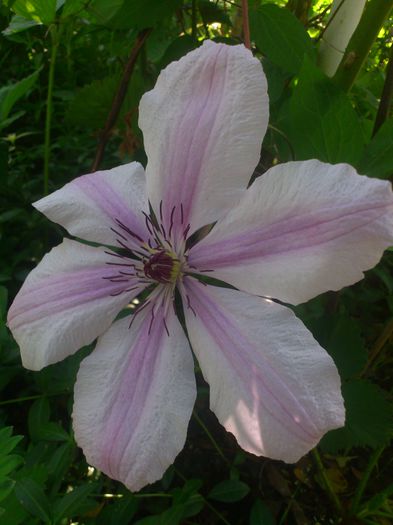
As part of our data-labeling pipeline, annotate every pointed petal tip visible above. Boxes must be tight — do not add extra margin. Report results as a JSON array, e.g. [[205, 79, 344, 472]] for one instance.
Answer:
[[182, 278, 345, 465], [72, 309, 196, 492]]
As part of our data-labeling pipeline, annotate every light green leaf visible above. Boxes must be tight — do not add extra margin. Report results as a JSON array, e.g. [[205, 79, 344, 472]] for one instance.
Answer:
[[2, 15, 39, 36], [11, 0, 57, 24], [249, 3, 315, 74]]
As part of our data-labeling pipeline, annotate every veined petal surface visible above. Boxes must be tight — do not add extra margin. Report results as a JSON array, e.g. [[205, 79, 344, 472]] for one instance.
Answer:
[[34, 162, 149, 249], [73, 304, 196, 491], [139, 40, 268, 238], [7, 240, 140, 370], [189, 160, 393, 304], [182, 278, 344, 462]]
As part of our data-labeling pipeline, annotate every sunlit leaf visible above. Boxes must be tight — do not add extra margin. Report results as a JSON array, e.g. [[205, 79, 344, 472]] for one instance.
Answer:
[[286, 58, 365, 163], [249, 3, 315, 74]]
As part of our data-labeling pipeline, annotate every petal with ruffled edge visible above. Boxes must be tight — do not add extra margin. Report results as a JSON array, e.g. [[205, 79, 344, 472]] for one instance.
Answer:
[[139, 40, 268, 239], [73, 303, 196, 492], [182, 278, 344, 462], [34, 162, 149, 249], [189, 160, 393, 305], [7, 239, 142, 370]]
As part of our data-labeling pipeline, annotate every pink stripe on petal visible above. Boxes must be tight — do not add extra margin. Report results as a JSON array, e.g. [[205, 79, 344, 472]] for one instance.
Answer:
[[73, 304, 196, 491], [8, 267, 135, 328], [189, 160, 393, 304], [7, 240, 139, 370], [191, 201, 392, 267], [74, 175, 147, 244], [34, 162, 148, 248], [183, 278, 344, 462], [140, 41, 268, 240]]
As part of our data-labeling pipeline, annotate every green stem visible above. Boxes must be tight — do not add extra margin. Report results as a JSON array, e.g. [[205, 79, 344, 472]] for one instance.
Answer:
[[43, 25, 60, 196], [351, 446, 385, 514], [333, 0, 393, 92], [134, 493, 173, 499], [312, 448, 343, 514], [0, 393, 60, 406], [192, 410, 230, 466], [373, 44, 393, 136]]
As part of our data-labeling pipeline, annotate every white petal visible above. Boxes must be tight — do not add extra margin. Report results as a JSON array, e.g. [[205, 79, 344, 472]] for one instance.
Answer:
[[34, 162, 149, 249], [182, 278, 344, 462], [7, 239, 140, 370], [73, 304, 196, 491], [139, 40, 268, 238], [189, 160, 393, 304]]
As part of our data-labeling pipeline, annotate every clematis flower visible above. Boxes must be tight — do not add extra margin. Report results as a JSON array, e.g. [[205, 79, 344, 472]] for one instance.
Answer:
[[8, 41, 393, 491]]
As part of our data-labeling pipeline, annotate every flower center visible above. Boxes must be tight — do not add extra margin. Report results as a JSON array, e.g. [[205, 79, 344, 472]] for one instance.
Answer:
[[143, 249, 181, 284]]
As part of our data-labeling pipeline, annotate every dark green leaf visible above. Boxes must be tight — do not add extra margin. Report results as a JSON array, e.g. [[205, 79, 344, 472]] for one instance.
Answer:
[[14, 478, 52, 524], [250, 3, 315, 74], [159, 505, 185, 525], [198, 0, 231, 26], [47, 442, 74, 480], [67, 72, 145, 130], [0, 70, 40, 124], [0, 455, 24, 478], [287, 58, 364, 163], [321, 380, 393, 453], [106, 0, 182, 30], [108, 495, 138, 525], [28, 397, 50, 441], [0, 478, 15, 503], [362, 483, 393, 513], [304, 313, 367, 380], [36, 423, 70, 442], [53, 483, 97, 522], [159, 35, 197, 69], [208, 479, 250, 502], [85, 0, 124, 25], [249, 499, 276, 525], [358, 119, 393, 180], [0, 143, 8, 182]]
